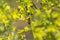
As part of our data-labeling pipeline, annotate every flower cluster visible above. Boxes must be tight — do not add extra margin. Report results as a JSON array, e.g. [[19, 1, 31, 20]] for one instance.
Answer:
[[0, 0, 60, 40]]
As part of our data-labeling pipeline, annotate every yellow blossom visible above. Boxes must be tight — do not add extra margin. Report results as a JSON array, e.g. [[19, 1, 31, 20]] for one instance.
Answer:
[[11, 26, 16, 31], [24, 26, 30, 32], [31, 20, 41, 27], [47, 25, 57, 32], [49, 2, 54, 6], [12, 13, 18, 19], [5, 5, 10, 10], [12, 10, 19, 19], [42, 0, 46, 4], [35, 9, 41, 16], [20, 14, 25, 20], [52, 12, 59, 18], [55, 18, 60, 26], [43, 6, 51, 17], [0, 38, 2, 40], [34, 28, 46, 39], [17, 29, 24, 34], [24, 0, 31, 2], [8, 34, 12, 40], [3, 19, 9, 24], [18, 5, 24, 11], [27, 2, 33, 8]]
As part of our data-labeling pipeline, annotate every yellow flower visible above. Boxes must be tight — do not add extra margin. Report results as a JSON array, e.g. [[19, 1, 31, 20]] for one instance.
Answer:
[[35, 9, 41, 16], [24, 26, 30, 32], [5, 5, 10, 10], [47, 25, 57, 32], [0, 14, 9, 25], [46, 9, 51, 14], [43, 6, 51, 17], [11, 26, 16, 31], [3, 19, 9, 24], [12, 13, 18, 19], [49, 2, 54, 6], [20, 14, 25, 20], [24, 0, 28, 2], [31, 20, 41, 28], [42, 0, 46, 4], [0, 38, 2, 40], [1, 14, 7, 20], [52, 12, 59, 18], [17, 29, 24, 34], [24, 0, 31, 2], [55, 18, 60, 26], [27, 9, 30, 13], [36, 9, 41, 13], [18, 5, 24, 11], [8, 34, 12, 40], [27, 2, 33, 8], [12, 10, 19, 19], [34, 28, 46, 39], [34, 33, 43, 39]]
